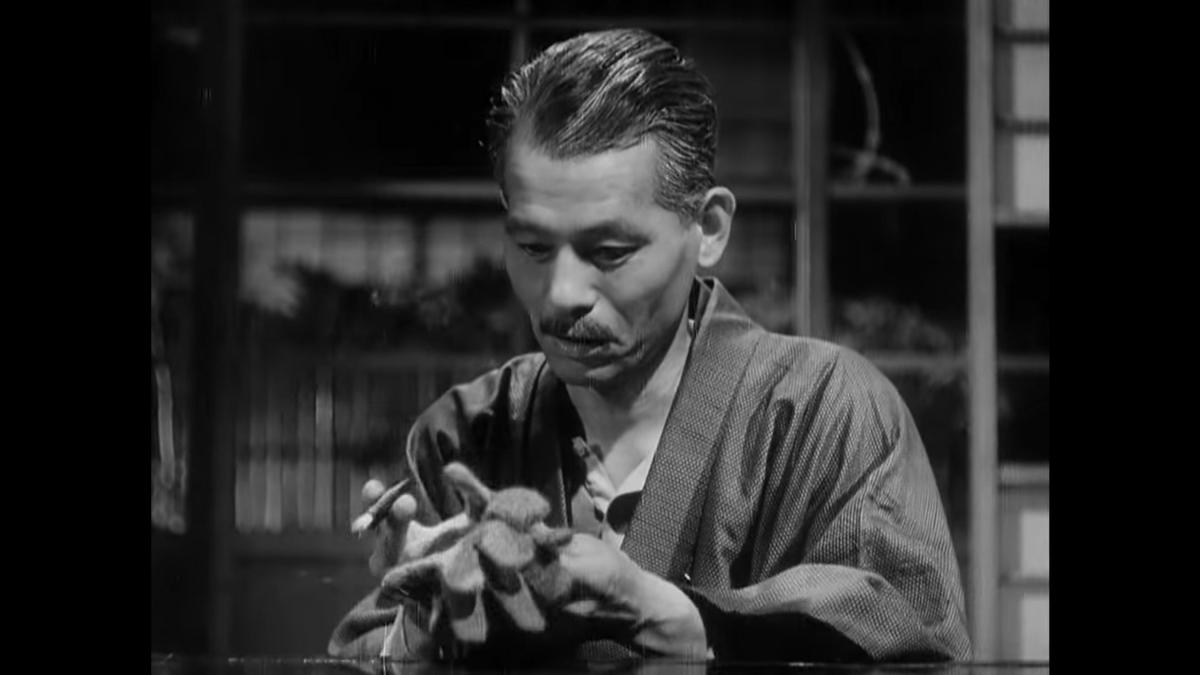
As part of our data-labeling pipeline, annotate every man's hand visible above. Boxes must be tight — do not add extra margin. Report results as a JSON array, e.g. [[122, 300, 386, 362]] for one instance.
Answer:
[[554, 533, 709, 660], [356, 464, 708, 660], [356, 464, 576, 655]]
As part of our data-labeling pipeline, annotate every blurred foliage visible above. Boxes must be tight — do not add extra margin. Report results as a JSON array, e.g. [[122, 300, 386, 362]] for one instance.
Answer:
[[246, 256, 526, 355]]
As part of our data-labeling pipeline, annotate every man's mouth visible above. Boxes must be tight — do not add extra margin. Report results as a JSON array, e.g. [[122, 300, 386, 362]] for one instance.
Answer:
[[542, 333, 610, 358]]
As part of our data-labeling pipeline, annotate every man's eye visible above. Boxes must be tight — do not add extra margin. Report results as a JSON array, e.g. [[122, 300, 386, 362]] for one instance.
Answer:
[[518, 243, 552, 259], [592, 246, 636, 266]]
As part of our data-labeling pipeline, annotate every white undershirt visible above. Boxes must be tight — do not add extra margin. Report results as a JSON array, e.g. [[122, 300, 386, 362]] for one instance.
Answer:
[[569, 437, 655, 549]]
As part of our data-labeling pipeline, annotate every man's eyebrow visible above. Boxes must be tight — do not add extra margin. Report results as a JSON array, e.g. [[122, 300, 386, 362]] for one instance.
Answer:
[[504, 217, 648, 243], [503, 218, 547, 235]]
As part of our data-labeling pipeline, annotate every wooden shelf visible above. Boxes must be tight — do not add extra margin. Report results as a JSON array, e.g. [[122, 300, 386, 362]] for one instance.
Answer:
[[232, 532, 370, 561], [995, 209, 1049, 229], [863, 351, 962, 373], [829, 15, 964, 31], [253, 348, 503, 374], [244, 11, 511, 30], [864, 351, 1048, 374], [152, 11, 792, 34], [996, 27, 1050, 44], [528, 16, 788, 34], [1000, 463, 1049, 487], [997, 115, 1049, 135], [728, 183, 794, 206], [998, 355, 1049, 373], [152, 179, 502, 204], [999, 573, 1049, 592], [153, 179, 800, 207]]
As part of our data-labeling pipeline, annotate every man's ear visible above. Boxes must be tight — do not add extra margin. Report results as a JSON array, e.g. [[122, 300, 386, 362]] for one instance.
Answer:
[[695, 187, 735, 268]]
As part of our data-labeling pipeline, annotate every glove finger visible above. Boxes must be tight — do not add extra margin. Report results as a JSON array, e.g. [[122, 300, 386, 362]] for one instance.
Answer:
[[402, 511, 473, 560], [488, 571, 546, 633], [380, 554, 444, 599], [442, 463, 493, 518], [522, 556, 574, 606], [443, 581, 488, 645], [529, 522, 574, 551], [476, 520, 535, 572], [442, 533, 486, 596], [483, 488, 551, 531]]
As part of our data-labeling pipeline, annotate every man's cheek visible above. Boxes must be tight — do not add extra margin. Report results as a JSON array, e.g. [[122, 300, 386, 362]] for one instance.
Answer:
[[506, 266, 540, 314]]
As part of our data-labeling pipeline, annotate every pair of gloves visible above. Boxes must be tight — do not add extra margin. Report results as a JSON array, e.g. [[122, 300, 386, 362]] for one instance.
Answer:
[[360, 462, 708, 661]]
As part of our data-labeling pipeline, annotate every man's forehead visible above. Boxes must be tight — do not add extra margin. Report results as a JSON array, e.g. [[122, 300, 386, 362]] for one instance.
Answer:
[[504, 139, 661, 208]]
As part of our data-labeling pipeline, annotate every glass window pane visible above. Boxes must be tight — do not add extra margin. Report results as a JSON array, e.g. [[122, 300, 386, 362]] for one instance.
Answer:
[[998, 372, 1050, 463], [530, 0, 686, 17], [996, 133, 1049, 214], [1019, 593, 1051, 660], [686, 32, 793, 188], [1001, 0, 1050, 30], [150, 23, 202, 182], [829, 24, 966, 184], [528, 27, 687, 57], [246, 0, 511, 12], [1012, 46, 1050, 119], [235, 205, 524, 537], [832, 0, 963, 24], [708, 207, 795, 334], [689, 33, 790, 122], [997, 229, 1050, 354], [717, 120, 792, 186], [529, 0, 787, 19], [829, 203, 968, 353], [1014, 135, 1050, 213], [151, 0, 197, 12]]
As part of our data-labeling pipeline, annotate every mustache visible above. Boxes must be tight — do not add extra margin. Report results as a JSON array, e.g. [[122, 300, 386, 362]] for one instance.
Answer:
[[538, 317, 615, 344]]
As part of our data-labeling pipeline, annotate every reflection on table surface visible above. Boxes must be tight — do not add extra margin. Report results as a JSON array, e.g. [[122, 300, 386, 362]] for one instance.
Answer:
[[150, 655, 1050, 675]]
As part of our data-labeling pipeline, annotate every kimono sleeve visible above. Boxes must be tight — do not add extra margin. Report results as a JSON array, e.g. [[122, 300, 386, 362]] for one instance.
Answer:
[[679, 365, 972, 663]]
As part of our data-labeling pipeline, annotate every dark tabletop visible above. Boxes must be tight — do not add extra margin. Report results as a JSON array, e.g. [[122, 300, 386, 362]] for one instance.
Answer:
[[151, 655, 1050, 675]]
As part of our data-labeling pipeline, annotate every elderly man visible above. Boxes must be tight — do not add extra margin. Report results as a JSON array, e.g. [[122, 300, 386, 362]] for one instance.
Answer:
[[328, 28, 971, 665]]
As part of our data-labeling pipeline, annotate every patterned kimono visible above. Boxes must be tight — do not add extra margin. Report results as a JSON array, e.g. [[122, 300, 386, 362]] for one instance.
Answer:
[[329, 277, 972, 663]]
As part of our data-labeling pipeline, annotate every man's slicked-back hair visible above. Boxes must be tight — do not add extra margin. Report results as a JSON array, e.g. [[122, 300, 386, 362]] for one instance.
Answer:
[[487, 28, 718, 220]]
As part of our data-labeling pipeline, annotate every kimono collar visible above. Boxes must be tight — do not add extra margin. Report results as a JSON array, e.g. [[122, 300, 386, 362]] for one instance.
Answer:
[[620, 277, 765, 581], [529, 277, 766, 580]]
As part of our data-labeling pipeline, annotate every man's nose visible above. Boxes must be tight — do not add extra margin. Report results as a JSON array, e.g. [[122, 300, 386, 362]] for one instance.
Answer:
[[546, 248, 597, 321]]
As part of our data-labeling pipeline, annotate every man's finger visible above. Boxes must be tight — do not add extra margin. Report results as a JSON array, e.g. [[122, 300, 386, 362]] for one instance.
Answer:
[[352, 479, 413, 535], [389, 493, 418, 522], [362, 479, 387, 506], [560, 598, 640, 624]]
